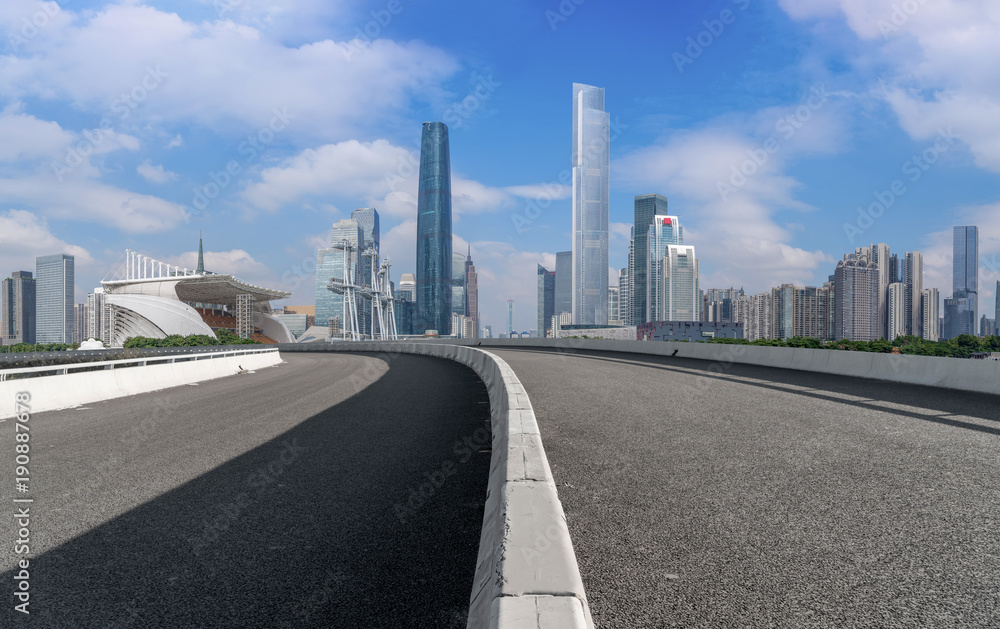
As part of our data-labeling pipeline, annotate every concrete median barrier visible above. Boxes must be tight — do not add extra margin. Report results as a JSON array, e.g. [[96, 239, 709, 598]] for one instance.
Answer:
[[277, 342, 593, 629]]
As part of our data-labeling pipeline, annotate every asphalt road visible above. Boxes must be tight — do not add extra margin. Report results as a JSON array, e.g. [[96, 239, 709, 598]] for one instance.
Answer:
[[492, 348, 1000, 628], [0, 352, 491, 628]]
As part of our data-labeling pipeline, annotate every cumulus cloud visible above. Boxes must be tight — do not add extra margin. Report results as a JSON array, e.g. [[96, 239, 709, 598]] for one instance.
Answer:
[[0, 3, 459, 141], [0, 210, 95, 285], [137, 160, 177, 183]]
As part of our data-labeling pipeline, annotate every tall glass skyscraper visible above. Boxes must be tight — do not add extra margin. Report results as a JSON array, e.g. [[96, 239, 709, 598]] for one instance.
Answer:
[[633, 194, 668, 326], [315, 219, 362, 334], [352, 207, 379, 335], [537, 264, 556, 338], [904, 251, 923, 338], [952, 225, 978, 331], [647, 215, 684, 322], [35, 254, 74, 344], [554, 251, 572, 319], [452, 251, 467, 317], [2, 271, 36, 345], [416, 121, 452, 334], [656, 245, 699, 321], [572, 83, 610, 325]]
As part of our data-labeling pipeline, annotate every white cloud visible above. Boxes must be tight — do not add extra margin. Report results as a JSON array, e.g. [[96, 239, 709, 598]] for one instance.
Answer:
[[159, 248, 277, 285], [137, 160, 177, 183], [165, 134, 184, 149], [0, 4, 460, 141], [0, 210, 95, 286]]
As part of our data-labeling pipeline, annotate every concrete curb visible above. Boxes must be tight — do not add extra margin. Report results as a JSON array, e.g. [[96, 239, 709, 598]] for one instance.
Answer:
[[277, 342, 594, 629], [0, 349, 282, 420]]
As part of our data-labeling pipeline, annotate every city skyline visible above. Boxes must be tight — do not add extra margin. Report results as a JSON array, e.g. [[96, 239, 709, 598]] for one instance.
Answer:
[[1, 2, 1000, 333]]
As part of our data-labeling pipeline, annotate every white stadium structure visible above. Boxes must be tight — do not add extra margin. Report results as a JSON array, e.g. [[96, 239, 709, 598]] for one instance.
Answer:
[[99, 248, 294, 347]]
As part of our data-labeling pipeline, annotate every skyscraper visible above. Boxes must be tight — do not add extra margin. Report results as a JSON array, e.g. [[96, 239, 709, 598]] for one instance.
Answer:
[[554, 251, 572, 320], [647, 215, 684, 322], [571, 83, 610, 325], [834, 251, 879, 341], [922, 288, 939, 341], [995, 281, 1000, 334], [352, 207, 380, 335], [871, 242, 890, 339], [537, 264, 556, 338], [887, 282, 906, 341], [952, 225, 978, 333], [465, 249, 478, 339], [416, 122, 453, 334], [904, 251, 923, 337], [315, 219, 363, 335], [506, 299, 514, 337], [618, 266, 631, 326], [2, 271, 36, 346], [35, 254, 74, 344], [399, 273, 416, 302], [655, 245, 699, 321], [633, 194, 668, 326], [452, 251, 467, 317]]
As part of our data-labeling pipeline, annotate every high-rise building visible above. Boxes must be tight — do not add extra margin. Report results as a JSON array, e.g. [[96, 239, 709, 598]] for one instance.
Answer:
[[74, 303, 86, 344], [887, 282, 907, 341], [871, 243, 890, 339], [537, 264, 556, 338], [632, 194, 668, 325], [2, 271, 36, 346], [834, 251, 880, 341], [316, 219, 363, 335], [922, 288, 939, 341], [393, 290, 415, 336], [465, 249, 478, 339], [979, 314, 995, 337], [904, 251, 923, 337], [746, 292, 772, 341], [416, 121, 453, 334], [618, 266, 631, 326], [647, 215, 684, 322], [571, 83, 610, 325], [35, 254, 74, 344], [87, 289, 109, 344], [653, 245, 699, 321], [888, 253, 901, 283], [506, 299, 515, 337], [952, 225, 978, 333], [943, 296, 975, 339], [399, 273, 416, 302], [452, 251, 467, 318], [554, 251, 572, 320], [352, 207, 380, 335], [608, 286, 621, 324]]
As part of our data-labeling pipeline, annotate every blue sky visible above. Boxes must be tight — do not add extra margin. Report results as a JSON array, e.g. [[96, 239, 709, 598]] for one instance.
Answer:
[[1, 0, 999, 332]]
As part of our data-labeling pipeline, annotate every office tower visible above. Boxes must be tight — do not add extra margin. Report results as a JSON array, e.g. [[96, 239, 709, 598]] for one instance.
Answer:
[[393, 290, 415, 335], [316, 219, 363, 334], [887, 282, 907, 341], [653, 245, 699, 321], [980, 314, 995, 337], [452, 251, 467, 317], [952, 225, 978, 333], [647, 215, 684, 322], [537, 264, 556, 338], [465, 249, 478, 339], [922, 288, 939, 341], [35, 254, 74, 344], [618, 267, 631, 326], [871, 243, 890, 339], [352, 207, 380, 335], [2, 271, 36, 345], [571, 83, 610, 325], [888, 253, 901, 284], [506, 299, 514, 337], [904, 251, 923, 337], [416, 121, 453, 334], [834, 251, 880, 341], [632, 194, 668, 325], [554, 251, 572, 320], [608, 286, 621, 324], [74, 303, 86, 344], [399, 273, 416, 302], [770, 284, 796, 340]]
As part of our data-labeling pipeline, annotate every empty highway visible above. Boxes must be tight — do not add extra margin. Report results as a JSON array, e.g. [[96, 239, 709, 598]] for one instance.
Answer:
[[1, 353, 490, 628], [491, 347, 1000, 628]]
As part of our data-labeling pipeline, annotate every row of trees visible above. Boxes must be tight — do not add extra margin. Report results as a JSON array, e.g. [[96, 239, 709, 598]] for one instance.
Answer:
[[0, 342, 78, 353], [704, 334, 995, 358], [123, 330, 261, 348]]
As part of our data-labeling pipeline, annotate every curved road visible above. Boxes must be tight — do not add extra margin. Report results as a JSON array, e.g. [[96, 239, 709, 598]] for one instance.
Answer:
[[1, 353, 491, 628], [492, 347, 1000, 628]]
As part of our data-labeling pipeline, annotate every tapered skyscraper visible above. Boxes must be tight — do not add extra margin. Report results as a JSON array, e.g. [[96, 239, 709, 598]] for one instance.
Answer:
[[572, 83, 610, 325], [416, 122, 453, 334]]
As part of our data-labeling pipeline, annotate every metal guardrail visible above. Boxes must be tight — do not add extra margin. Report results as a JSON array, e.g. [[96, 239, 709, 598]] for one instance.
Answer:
[[0, 347, 279, 381], [0, 345, 271, 371]]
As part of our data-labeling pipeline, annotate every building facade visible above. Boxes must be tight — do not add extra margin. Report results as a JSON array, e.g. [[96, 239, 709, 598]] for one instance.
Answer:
[[834, 252, 880, 341], [537, 264, 556, 338], [646, 215, 684, 321], [654, 245, 699, 321], [638, 320, 743, 341], [632, 193, 668, 326], [35, 254, 74, 344], [465, 252, 478, 339], [904, 251, 923, 338], [316, 219, 363, 334], [416, 121, 453, 334], [1, 271, 36, 346], [921, 288, 939, 342], [887, 282, 907, 341], [571, 83, 610, 325]]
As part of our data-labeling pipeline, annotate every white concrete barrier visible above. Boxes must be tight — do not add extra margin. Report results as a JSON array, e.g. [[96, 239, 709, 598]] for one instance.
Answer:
[[0, 349, 282, 420], [278, 342, 593, 629]]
